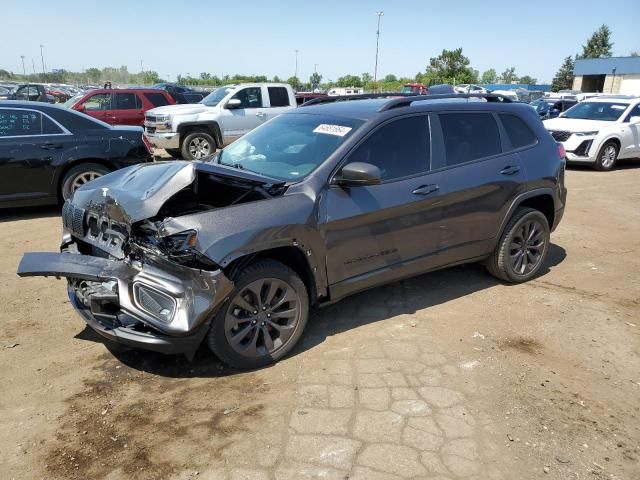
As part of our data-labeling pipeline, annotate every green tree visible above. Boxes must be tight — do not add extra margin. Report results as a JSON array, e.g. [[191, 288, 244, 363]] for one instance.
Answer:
[[629, 50, 639, 57], [519, 75, 537, 85], [143, 71, 160, 84], [551, 56, 575, 92], [287, 76, 301, 90], [426, 48, 475, 84], [200, 72, 211, 80], [309, 72, 322, 88], [336, 75, 363, 87], [581, 24, 613, 58], [85, 67, 101, 82], [384, 74, 397, 82], [501, 67, 518, 84], [272, 75, 282, 82], [361, 72, 372, 84], [480, 68, 497, 83]]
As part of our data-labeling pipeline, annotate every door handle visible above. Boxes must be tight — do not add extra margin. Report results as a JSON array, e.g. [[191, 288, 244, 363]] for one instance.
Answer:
[[40, 143, 63, 150], [412, 184, 439, 195], [500, 165, 521, 176], [256, 112, 266, 118]]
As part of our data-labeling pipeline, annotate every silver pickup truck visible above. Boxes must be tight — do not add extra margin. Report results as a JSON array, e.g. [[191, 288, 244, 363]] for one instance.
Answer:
[[144, 83, 296, 160]]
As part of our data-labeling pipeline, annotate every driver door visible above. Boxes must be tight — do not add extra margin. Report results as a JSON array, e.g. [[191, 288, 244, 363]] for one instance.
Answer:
[[321, 114, 445, 292], [218, 87, 267, 145]]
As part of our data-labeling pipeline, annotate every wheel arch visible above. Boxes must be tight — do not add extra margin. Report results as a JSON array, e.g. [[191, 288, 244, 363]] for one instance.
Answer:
[[177, 121, 222, 148], [496, 189, 556, 244], [223, 246, 321, 306]]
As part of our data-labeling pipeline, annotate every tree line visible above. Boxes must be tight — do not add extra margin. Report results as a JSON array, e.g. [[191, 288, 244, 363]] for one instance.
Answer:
[[0, 25, 623, 93]]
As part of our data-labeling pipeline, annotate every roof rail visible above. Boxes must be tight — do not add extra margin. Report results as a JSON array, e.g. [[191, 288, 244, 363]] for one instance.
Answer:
[[300, 92, 415, 107], [377, 93, 513, 112]]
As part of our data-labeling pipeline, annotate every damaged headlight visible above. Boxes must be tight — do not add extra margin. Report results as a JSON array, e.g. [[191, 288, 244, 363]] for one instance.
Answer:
[[133, 283, 176, 323], [160, 230, 219, 270]]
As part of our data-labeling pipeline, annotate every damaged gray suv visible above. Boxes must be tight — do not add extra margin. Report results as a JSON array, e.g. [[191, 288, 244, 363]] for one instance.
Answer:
[[18, 94, 567, 369]]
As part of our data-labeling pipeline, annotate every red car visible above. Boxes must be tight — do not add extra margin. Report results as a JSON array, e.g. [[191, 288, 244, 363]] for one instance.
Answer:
[[67, 89, 175, 126]]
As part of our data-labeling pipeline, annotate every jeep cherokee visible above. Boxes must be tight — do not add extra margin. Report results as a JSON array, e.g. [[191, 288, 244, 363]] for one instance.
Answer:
[[18, 93, 567, 369]]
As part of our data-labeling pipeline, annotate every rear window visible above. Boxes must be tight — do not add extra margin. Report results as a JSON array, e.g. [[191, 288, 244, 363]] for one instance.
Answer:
[[268, 87, 291, 107], [499, 113, 537, 149], [439, 113, 502, 166], [144, 92, 171, 107]]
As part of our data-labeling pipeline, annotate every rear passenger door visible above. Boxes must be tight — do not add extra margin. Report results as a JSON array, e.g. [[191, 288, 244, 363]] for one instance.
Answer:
[[265, 86, 293, 121], [433, 111, 527, 265], [80, 93, 113, 123], [219, 87, 266, 143], [111, 92, 144, 125], [323, 114, 446, 287]]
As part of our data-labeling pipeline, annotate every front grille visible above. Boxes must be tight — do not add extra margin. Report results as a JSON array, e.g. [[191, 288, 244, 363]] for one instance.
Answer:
[[145, 126, 156, 134], [549, 130, 572, 142], [62, 201, 86, 237], [145, 115, 166, 123]]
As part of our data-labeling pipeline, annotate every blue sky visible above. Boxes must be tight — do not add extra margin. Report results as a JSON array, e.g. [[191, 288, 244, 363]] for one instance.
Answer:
[[1, 0, 638, 83]]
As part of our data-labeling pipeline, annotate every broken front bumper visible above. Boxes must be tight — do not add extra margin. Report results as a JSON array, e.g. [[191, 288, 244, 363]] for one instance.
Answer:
[[17, 251, 233, 355]]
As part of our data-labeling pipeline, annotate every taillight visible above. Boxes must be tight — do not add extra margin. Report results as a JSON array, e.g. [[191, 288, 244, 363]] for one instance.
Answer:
[[142, 135, 154, 156], [557, 142, 566, 159]]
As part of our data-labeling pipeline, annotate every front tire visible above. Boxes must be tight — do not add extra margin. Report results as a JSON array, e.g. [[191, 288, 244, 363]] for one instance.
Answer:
[[61, 163, 110, 201], [208, 260, 309, 369], [594, 141, 618, 171], [486, 207, 550, 283], [181, 130, 216, 160]]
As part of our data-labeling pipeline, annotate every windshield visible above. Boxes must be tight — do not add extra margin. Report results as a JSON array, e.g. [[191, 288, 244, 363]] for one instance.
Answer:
[[63, 93, 84, 108], [563, 101, 628, 121], [201, 86, 234, 106], [214, 113, 363, 181], [400, 86, 414, 93], [531, 100, 552, 113]]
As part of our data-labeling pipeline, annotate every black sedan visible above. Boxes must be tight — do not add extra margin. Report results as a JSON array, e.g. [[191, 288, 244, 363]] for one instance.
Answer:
[[0, 101, 153, 208]]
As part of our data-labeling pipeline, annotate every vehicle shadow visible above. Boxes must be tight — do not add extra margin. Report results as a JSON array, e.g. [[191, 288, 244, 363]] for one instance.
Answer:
[[566, 158, 640, 171], [86, 243, 567, 378], [0, 205, 61, 222]]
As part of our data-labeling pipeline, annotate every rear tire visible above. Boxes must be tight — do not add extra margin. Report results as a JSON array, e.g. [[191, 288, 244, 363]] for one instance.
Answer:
[[593, 141, 618, 171], [181, 130, 216, 161], [207, 260, 308, 369], [486, 207, 550, 283], [61, 163, 110, 201]]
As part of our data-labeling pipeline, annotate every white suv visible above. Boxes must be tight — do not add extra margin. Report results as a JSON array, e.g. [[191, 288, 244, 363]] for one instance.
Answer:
[[543, 96, 640, 170]]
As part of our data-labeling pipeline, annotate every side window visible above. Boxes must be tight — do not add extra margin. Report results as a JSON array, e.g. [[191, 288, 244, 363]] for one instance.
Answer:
[[624, 104, 640, 122], [0, 109, 41, 137], [231, 87, 263, 108], [499, 114, 537, 150], [347, 116, 430, 181], [439, 113, 501, 167], [15, 86, 30, 100], [144, 92, 170, 107], [84, 93, 111, 111], [114, 92, 137, 110], [268, 87, 290, 107], [42, 114, 64, 135]]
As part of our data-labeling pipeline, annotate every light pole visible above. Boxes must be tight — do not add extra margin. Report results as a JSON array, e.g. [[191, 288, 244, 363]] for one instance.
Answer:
[[20, 56, 25, 76], [40, 44, 45, 74], [373, 11, 384, 85], [294, 49, 299, 80]]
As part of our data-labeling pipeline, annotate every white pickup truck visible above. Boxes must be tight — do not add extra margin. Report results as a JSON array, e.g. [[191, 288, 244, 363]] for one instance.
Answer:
[[144, 83, 296, 160]]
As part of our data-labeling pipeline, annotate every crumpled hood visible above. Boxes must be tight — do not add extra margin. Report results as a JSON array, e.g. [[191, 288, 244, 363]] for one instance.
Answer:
[[147, 104, 214, 116], [543, 118, 613, 132], [69, 160, 285, 226], [70, 161, 196, 225]]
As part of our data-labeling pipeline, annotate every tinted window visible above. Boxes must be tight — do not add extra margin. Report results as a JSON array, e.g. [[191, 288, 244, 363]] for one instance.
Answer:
[[624, 104, 640, 122], [439, 113, 501, 166], [348, 116, 430, 181], [84, 93, 111, 111], [268, 87, 290, 107], [499, 114, 537, 149], [231, 87, 263, 108], [0, 109, 41, 136], [114, 92, 137, 110], [144, 92, 170, 107], [42, 114, 64, 134]]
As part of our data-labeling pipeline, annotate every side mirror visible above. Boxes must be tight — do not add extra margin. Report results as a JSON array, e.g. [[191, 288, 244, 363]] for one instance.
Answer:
[[76, 104, 85, 112], [333, 162, 382, 186], [629, 116, 640, 125], [558, 112, 566, 118], [225, 98, 242, 109]]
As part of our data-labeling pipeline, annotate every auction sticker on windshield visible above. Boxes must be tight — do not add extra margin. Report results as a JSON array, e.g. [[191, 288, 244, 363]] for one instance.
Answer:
[[313, 124, 352, 137]]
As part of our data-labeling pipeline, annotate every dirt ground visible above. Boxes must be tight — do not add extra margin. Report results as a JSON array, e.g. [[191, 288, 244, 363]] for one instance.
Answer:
[[1, 163, 639, 480]]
